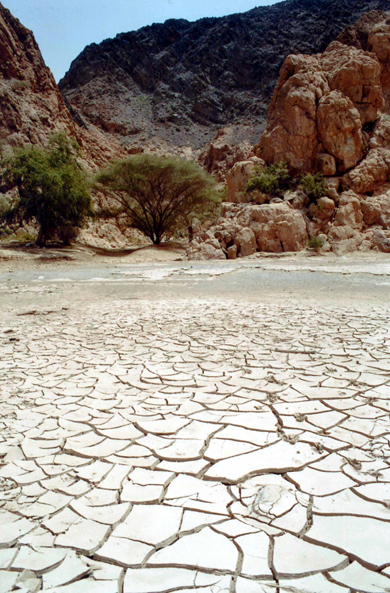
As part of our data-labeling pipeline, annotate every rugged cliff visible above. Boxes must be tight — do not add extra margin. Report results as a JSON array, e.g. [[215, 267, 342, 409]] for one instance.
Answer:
[[0, 2, 125, 170], [0, 3, 75, 148], [189, 11, 390, 259], [59, 0, 390, 156]]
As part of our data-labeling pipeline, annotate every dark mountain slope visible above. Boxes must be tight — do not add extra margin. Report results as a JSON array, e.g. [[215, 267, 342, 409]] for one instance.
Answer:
[[59, 0, 390, 153]]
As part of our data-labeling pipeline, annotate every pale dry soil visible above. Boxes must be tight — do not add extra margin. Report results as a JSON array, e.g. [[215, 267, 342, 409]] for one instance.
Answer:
[[0, 245, 390, 593]]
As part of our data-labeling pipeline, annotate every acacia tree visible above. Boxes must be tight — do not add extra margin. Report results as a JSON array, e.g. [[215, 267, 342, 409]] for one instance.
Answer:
[[97, 154, 219, 244], [1, 133, 91, 246]]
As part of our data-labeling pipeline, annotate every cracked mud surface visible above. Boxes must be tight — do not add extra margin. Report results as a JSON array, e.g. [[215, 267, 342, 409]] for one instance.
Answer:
[[0, 256, 390, 592]]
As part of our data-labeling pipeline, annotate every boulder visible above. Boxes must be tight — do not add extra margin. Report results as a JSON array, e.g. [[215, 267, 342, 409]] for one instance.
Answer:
[[317, 91, 363, 171], [370, 227, 390, 252], [324, 177, 341, 202], [333, 191, 364, 229], [198, 127, 254, 181], [256, 39, 384, 174], [234, 227, 257, 257], [237, 203, 308, 253], [361, 193, 390, 227], [187, 241, 226, 261], [227, 245, 238, 259], [316, 153, 337, 176], [226, 157, 265, 203]]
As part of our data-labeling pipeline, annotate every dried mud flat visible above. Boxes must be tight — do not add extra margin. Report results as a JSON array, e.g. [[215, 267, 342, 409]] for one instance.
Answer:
[[0, 251, 390, 592]]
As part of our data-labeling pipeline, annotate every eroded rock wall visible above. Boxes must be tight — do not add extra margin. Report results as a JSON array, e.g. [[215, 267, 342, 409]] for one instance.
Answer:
[[189, 11, 390, 259]]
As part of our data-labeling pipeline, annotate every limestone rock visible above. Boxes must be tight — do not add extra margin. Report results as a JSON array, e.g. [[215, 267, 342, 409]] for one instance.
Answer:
[[333, 191, 364, 229], [324, 178, 341, 202], [227, 245, 237, 259], [256, 38, 384, 174], [317, 91, 364, 172], [316, 153, 337, 176], [234, 228, 257, 257], [361, 193, 390, 227], [226, 158, 265, 203], [237, 204, 308, 253], [187, 241, 226, 261], [370, 227, 390, 251], [198, 127, 254, 181]]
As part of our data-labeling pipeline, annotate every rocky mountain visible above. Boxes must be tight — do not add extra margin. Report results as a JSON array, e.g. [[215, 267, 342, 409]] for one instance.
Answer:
[[0, 3, 75, 148], [0, 2, 125, 170], [189, 11, 390, 259], [59, 0, 390, 157]]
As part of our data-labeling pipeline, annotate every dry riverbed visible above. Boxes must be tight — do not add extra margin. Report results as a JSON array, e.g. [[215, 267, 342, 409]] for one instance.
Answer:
[[0, 244, 390, 592]]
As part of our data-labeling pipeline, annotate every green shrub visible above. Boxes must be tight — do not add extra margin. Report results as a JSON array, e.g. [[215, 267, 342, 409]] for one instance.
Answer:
[[245, 162, 291, 197], [0, 195, 9, 218], [299, 173, 325, 201], [308, 236, 324, 251], [1, 133, 92, 246]]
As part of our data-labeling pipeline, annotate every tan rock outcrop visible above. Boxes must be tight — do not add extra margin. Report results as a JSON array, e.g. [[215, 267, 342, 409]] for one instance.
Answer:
[[186, 240, 226, 261], [226, 157, 265, 203], [198, 127, 254, 181], [256, 39, 384, 174], [361, 192, 390, 227], [236, 204, 308, 253], [234, 227, 257, 257], [317, 91, 364, 172], [187, 203, 308, 259], [333, 191, 364, 229], [338, 11, 390, 112]]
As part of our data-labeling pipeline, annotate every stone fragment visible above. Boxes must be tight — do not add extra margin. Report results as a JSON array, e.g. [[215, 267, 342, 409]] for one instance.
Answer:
[[307, 515, 390, 566], [43, 551, 91, 589], [235, 531, 271, 576], [96, 536, 152, 566], [55, 519, 110, 554], [330, 561, 390, 592]]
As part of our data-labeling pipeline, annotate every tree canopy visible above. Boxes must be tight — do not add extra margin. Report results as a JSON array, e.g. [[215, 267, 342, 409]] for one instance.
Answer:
[[1, 133, 92, 246], [97, 154, 219, 244]]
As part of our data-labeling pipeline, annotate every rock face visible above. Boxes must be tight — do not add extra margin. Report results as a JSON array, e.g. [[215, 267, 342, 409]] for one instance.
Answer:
[[187, 202, 309, 260], [190, 11, 390, 259], [257, 41, 384, 173], [226, 157, 265, 203], [0, 3, 75, 148], [59, 0, 390, 156], [0, 2, 126, 171]]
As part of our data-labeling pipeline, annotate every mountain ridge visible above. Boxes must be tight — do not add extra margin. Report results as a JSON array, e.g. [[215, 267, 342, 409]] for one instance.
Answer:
[[59, 0, 390, 155]]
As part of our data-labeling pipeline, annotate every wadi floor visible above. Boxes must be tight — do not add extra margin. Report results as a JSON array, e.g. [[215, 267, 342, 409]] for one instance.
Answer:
[[0, 246, 390, 592]]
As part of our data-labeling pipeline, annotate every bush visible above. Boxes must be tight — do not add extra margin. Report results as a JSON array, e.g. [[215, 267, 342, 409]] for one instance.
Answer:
[[299, 173, 325, 202], [96, 154, 219, 245], [1, 133, 92, 246], [245, 162, 291, 197], [308, 236, 324, 251], [0, 195, 9, 218]]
